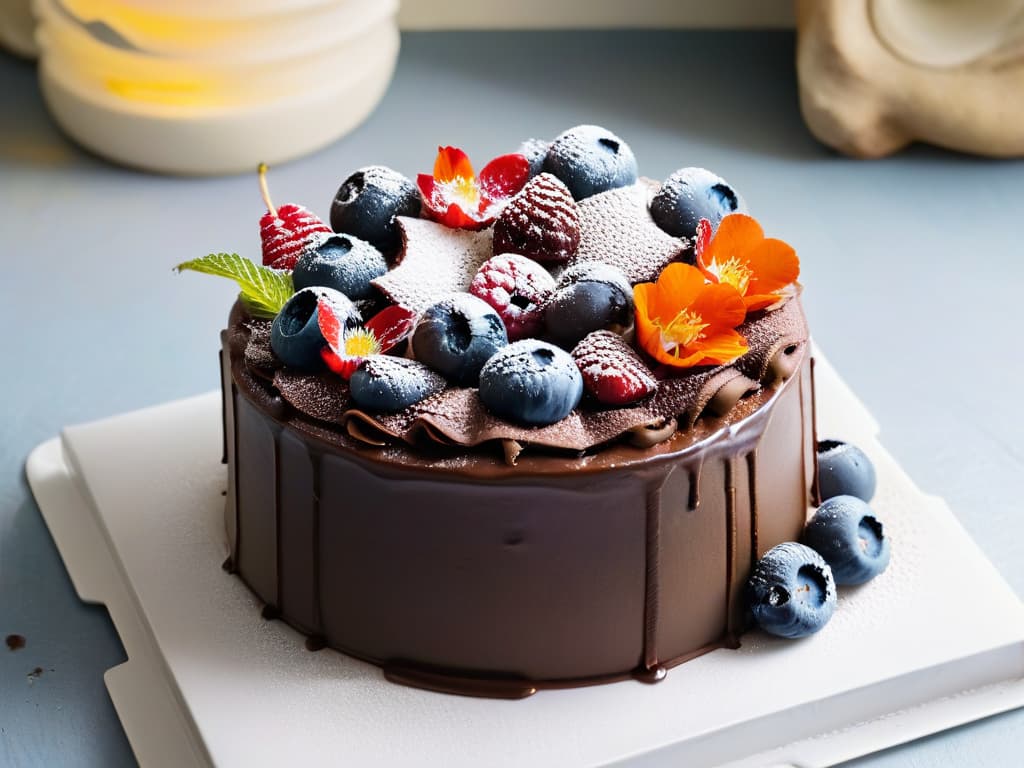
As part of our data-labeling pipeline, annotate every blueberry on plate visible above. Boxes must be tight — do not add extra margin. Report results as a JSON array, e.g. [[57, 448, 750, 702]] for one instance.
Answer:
[[817, 439, 876, 502], [271, 287, 361, 371], [349, 356, 446, 413], [747, 542, 837, 639], [803, 495, 891, 585], [544, 262, 633, 349], [330, 166, 421, 255], [543, 125, 638, 200], [292, 232, 387, 300], [650, 167, 747, 239], [412, 293, 508, 386], [479, 339, 583, 426]]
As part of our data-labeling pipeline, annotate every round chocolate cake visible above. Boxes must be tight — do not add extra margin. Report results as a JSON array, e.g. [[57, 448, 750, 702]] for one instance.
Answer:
[[200, 126, 820, 697]]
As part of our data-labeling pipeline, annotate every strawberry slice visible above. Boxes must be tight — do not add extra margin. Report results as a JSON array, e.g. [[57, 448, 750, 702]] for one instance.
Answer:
[[258, 163, 330, 271], [572, 330, 658, 406]]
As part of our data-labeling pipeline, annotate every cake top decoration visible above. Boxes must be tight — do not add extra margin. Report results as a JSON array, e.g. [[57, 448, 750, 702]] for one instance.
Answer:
[[183, 125, 805, 460]]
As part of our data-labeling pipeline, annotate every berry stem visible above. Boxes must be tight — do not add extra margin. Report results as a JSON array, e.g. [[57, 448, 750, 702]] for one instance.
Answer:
[[257, 162, 276, 215]]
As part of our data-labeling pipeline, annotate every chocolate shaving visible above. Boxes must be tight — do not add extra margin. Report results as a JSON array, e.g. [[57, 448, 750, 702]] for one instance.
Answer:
[[273, 370, 351, 424], [244, 320, 278, 372], [570, 180, 691, 283], [371, 217, 493, 312]]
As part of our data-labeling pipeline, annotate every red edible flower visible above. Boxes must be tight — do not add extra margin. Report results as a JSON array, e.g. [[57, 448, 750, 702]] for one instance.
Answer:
[[417, 147, 530, 230], [317, 300, 416, 379]]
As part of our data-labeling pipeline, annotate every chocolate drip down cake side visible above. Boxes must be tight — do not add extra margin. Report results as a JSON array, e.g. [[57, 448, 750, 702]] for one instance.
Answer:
[[178, 125, 882, 699]]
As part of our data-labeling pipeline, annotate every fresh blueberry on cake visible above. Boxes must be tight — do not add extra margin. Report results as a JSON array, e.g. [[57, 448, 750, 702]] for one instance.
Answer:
[[411, 293, 508, 386], [330, 165, 422, 255], [478, 339, 584, 426], [803, 495, 891, 585], [544, 262, 634, 348], [543, 124, 638, 200], [292, 232, 387, 300], [650, 166, 747, 240], [270, 287, 358, 371], [349, 356, 446, 413], [176, 130, 885, 697]]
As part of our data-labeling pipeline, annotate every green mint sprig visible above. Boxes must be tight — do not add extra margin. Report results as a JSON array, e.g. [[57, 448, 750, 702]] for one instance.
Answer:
[[176, 253, 293, 319]]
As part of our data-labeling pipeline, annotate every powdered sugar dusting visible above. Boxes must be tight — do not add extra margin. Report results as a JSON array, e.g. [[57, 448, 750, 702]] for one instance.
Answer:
[[571, 179, 691, 283], [371, 218, 493, 312]]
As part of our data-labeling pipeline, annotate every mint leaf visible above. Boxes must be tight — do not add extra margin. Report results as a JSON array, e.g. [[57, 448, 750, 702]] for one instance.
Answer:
[[176, 253, 293, 319]]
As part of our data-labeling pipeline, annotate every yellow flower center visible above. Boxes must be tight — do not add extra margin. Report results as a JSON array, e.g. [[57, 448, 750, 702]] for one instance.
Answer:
[[658, 309, 709, 355], [710, 256, 753, 295], [343, 329, 380, 358], [438, 175, 480, 209]]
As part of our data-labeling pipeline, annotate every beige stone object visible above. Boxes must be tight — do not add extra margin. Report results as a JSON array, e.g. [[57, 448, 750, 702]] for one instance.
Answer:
[[797, 0, 1024, 157]]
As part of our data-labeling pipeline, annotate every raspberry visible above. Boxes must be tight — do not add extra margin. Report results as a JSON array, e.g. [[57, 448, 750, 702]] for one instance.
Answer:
[[469, 254, 556, 341], [572, 330, 657, 406], [258, 163, 331, 270], [492, 173, 580, 264]]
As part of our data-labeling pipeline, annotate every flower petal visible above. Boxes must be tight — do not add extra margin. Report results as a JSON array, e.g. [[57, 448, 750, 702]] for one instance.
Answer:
[[649, 263, 706, 321], [685, 328, 749, 366], [690, 281, 748, 331], [321, 347, 347, 374], [433, 146, 475, 183], [695, 218, 713, 264], [365, 304, 417, 352], [743, 237, 800, 299], [317, 297, 342, 351], [478, 153, 531, 203], [417, 173, 435, 203], [703, 213, 765, 265]]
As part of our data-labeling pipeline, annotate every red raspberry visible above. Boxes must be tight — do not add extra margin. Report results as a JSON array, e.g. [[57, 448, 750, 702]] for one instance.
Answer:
[[492, 173, 580, 263], [470, 254, 556, 341], [258, 163, 331, 270], [572, 330, 657, 406]]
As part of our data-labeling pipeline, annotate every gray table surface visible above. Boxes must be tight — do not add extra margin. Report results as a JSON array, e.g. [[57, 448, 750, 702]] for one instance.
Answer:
[[2, 29, 1022, 768]]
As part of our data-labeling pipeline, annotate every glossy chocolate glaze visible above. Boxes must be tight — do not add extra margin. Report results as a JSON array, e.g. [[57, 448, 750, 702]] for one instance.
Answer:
[[219, 314, 818, 697]]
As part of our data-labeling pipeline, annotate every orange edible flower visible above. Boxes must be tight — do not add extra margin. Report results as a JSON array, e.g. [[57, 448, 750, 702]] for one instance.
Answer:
[[695, 213, 800, 312], [634, 263, 749, 369]]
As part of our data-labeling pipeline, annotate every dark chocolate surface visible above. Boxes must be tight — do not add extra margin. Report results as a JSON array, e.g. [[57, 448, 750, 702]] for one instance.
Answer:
[[221, 301, 818, 695]]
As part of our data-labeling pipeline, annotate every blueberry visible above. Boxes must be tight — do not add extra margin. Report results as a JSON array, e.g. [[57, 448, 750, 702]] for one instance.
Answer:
[[330, 166, 421, 255], [817, 439, 876, 502], [747, 542, 837, 639], [349, 356, 446, 413], [292, 232, 387, 300], [544, 262, 633, 349], [479, 340, 583, 426], [650, 167, 747, 239], [517, 137, 550, 178], [803, 496, 890, 585], [543, 125, 638, 200], [412, 293, 508, 386], [270, 287, 361, 371]]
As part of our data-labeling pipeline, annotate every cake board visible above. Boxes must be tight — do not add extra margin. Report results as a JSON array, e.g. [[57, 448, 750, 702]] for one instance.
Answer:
[[25, 353, 1024, 768]]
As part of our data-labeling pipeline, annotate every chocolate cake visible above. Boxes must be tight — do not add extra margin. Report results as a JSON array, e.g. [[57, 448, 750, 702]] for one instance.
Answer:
[[194, 126, 824, 697]]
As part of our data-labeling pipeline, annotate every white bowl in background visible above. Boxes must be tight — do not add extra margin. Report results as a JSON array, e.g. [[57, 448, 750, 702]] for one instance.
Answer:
[[37, 16, 399, 174], [55, 0, 397, 61]]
